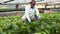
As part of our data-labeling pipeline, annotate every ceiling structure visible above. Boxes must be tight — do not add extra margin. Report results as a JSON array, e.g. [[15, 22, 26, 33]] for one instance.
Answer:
[[0, 0, 60, 4]]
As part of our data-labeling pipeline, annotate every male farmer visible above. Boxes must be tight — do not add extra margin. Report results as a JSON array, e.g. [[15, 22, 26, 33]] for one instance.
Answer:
[[22, 0, 40, 23]]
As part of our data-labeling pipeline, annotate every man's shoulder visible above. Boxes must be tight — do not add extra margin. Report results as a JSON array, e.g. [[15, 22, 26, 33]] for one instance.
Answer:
[[25, 4, 30, 8], [26, 4, 30, 6]]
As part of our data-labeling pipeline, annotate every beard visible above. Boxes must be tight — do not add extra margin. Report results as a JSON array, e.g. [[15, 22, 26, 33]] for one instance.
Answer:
[[31, 5, 35, 9]]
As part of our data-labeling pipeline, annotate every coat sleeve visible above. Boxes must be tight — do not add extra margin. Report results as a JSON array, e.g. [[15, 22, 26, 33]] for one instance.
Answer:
[[35, 6, 40, 18], [25, 5, 31, 22]]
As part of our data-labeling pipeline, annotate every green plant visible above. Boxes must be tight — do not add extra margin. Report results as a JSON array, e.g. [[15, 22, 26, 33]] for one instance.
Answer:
[[0, 12, 60, 34], [0, 6, 8, 10]]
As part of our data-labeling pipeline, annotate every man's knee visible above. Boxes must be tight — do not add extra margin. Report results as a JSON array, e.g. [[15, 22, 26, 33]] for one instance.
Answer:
[[22, 16, 26, 21], [38, 16, 41, 20], [30, 16, 35, 21]]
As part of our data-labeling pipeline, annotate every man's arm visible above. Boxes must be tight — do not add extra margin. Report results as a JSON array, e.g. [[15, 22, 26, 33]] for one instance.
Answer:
[[35, 7, 40, 17], [25, 5, 31, 22]]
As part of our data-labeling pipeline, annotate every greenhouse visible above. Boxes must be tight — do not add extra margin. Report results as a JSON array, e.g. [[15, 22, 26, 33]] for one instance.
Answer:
[[0, 0, 60, 34]]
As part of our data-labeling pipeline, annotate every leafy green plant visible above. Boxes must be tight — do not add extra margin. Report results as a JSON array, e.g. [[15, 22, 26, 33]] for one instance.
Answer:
[[0, 6, 8, 10], [0, 12, 60, 34]]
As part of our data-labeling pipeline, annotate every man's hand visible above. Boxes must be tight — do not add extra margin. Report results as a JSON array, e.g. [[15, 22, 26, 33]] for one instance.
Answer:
[[35, 15, 38, 20], [28, 20, 32, 23]]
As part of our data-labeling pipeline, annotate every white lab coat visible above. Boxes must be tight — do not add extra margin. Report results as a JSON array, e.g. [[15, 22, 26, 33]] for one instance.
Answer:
[[22, 4, 40, 22]]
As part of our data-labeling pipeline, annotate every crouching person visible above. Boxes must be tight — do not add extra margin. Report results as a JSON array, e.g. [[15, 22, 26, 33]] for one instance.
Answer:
[[22, 0, 40, 23]]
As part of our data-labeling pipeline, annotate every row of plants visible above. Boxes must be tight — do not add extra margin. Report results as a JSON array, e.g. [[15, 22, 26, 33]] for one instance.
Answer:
[[0, 6, 25, 11], [0, 12, 60, 34]]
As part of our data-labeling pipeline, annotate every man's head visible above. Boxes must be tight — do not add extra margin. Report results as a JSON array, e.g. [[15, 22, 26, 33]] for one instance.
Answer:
[[30, 0, 36, 8]]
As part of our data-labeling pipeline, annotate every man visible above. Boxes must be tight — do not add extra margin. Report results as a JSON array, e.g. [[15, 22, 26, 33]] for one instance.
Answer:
[[16, 3, 19, 10], [22, 0, 40, 23]]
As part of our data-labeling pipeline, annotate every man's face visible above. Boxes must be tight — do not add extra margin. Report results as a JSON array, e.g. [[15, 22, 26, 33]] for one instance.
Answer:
[[31, 1, 35, 8]]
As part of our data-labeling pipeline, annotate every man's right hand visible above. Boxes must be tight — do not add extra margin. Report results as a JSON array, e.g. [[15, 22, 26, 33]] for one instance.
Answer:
[[28, 20, 32, 23]]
